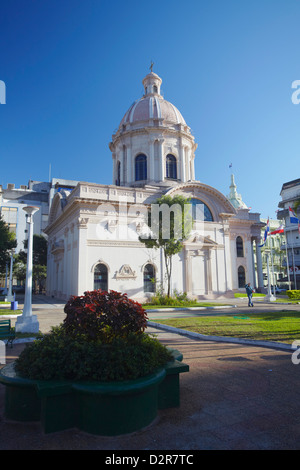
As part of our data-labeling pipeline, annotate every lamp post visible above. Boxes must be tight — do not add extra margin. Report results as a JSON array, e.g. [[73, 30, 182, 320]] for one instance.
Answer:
[[15, 206, 40, 334], [265, 250, 276, 302]]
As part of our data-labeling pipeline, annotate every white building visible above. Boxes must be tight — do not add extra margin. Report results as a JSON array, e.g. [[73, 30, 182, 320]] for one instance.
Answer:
[[253, 218, 285, 288], [0, 178, 79, 253], [44, 70, 264, 301], [277, 178, 300, 289]]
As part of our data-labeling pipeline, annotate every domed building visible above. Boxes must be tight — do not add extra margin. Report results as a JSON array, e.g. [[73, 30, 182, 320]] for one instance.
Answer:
[[109, 71, 196, 187], [45, 70, 264, 301]]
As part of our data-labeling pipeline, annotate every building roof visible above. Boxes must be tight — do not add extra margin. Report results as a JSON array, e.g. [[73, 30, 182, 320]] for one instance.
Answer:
[[119, 71, 186, 127], [280, 178, 300, 193]]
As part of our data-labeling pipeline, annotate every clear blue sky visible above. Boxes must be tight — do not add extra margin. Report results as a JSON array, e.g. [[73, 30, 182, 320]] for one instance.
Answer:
[[1, 0, 300, 220]]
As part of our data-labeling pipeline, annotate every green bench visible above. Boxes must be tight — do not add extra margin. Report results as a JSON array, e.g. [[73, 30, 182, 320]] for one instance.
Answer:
[[0, 320, 15, 348]]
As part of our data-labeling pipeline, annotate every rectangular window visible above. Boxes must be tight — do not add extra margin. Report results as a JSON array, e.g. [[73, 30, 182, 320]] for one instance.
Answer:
[[0, 206, 17, 224]]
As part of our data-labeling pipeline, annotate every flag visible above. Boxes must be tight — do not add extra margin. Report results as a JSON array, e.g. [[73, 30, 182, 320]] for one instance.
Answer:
[[269, 224, 284, 235], [289, 206, 299, 224], [229, 163, 232, 168], [259, 217, 270, 247]]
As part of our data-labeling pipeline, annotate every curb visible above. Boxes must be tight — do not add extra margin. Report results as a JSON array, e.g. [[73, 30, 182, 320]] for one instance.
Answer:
[[0, 314, 21, 318], [146, 305, 237, 312], [147, 321, 295, 352]]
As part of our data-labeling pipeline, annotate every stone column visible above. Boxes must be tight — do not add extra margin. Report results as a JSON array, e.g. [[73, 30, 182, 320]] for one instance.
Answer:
[[159, 139, 164, 181], [180, 144, 186, 182], [127, 147, 132, 184], [149, 139, 155, 181], [112, 153, 116, 185], [63, 227, 69, 297], [205, 249, 213, 295], [184, 248, 192, 295], [77, 218, 88, 295]]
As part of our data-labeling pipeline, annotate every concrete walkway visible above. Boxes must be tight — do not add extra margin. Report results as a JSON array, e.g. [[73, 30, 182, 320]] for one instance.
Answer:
[[1, 296, 300, 450]]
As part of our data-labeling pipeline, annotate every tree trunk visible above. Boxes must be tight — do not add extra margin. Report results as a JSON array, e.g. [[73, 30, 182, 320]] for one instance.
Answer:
[[164, 250, 172, 297]]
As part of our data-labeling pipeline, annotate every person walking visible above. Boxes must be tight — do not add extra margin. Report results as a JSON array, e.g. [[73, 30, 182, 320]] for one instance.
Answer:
[[245, 283, 254, 307]]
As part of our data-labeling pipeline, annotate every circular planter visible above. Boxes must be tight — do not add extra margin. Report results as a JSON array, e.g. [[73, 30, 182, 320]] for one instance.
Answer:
[[0, 348, 189, 435]]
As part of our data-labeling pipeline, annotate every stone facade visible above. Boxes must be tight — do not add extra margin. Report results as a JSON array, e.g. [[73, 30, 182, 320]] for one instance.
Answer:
[[277, 178, 300, 289], [44, 71, 263, 301]]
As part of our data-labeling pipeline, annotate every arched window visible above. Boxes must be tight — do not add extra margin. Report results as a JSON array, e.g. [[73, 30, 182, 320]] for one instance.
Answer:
[[166, 154, 177, 180], [190, 198, 213, 221], [116, 161, 121, 186], [94, 263, 108, 291], [238, 266, 245, 288], [144, 264, 156, 293], [135, 154, 147, 181], [153, 85, 158, 93], [236, 236, 244, 257]]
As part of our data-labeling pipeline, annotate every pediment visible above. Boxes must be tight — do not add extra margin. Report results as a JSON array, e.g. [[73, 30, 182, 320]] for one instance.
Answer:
[[184, 232, 222, 250], [186, 233, 219, 246]]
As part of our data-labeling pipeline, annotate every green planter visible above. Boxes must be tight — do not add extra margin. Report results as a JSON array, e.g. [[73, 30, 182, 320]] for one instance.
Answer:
[[0, 349, 189, 436]]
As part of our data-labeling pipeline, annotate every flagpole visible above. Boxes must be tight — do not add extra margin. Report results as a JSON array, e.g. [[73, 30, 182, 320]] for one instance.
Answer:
[[265, 217, 276, 301], [270, 235, 276, 297], [291, 244, 297, 289], [284, 226, 291, 290]]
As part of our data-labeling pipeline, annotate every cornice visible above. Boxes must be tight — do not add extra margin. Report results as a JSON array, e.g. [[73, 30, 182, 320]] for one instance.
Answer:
[[111, 124, 195, 148]]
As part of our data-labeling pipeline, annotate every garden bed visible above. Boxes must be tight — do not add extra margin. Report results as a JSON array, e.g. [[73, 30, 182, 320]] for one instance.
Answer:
[[0, 348, 188, 435]]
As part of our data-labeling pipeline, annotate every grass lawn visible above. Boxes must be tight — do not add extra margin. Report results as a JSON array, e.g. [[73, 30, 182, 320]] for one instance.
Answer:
[[144, 302, 231, 309], [234, 293, 265, 297], [152, 311, 300, 344], [0, 309, 22, 315]]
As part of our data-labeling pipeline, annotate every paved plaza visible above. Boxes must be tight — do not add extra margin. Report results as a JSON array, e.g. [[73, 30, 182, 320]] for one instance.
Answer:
[[1, 295, 300, 450]]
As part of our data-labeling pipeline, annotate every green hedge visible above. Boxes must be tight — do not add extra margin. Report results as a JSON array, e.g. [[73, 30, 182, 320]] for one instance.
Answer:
[[286, 290, 300, 299], [15, 326, 173, 382]]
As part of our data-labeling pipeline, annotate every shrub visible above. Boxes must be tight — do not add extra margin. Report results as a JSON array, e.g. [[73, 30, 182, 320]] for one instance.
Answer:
[[146, 283, 195, 306], [63, 290, 148, 342], [14, 326, 172, 382], [15, 290, 173, 382], [286, 290, 300, 300]]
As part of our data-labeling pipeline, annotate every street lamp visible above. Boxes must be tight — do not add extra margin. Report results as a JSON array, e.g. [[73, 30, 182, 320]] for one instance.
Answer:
[[15, 206, 40, 334], [265, 250, 276, 302]]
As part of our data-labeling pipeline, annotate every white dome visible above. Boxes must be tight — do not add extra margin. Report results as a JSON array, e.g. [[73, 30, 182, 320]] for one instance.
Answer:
[[120, 95, 186, 126], [119, 72, 186, 128], [110, 70, 197, 187]]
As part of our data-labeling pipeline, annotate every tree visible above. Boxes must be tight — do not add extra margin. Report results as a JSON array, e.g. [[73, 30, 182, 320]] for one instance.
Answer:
[[139, 195, 193, 297], [0, 215, 17, 275], [14, 234, 48, 292], [24, 234, 47, 265]]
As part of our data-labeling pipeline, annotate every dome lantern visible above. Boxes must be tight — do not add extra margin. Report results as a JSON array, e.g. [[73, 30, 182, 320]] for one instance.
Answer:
[[142, 72, 162, 96]]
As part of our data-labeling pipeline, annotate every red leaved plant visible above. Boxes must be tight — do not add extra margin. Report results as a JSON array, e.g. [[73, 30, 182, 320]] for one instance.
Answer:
[[63, 290, 148, 342]]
